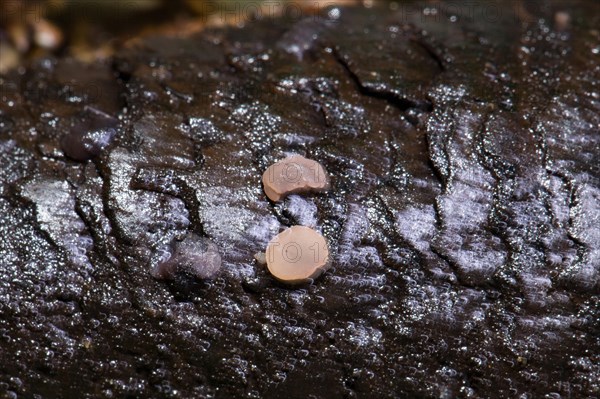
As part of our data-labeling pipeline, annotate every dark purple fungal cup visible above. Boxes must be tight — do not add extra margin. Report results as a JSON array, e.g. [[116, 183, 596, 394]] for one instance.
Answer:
[[153, 234, 222, 281], [60, 106, 118, 161]]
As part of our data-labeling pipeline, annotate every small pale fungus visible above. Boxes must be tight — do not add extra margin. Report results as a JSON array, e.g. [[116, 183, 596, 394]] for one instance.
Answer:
[[265, 226, 330, 284], [262, 155, 330, 202]]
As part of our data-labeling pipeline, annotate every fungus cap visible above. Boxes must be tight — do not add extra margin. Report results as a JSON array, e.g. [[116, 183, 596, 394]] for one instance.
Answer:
[[266, 226, 330, 284], [262, 155, 329, 202], [61, 107, 118, 162], [152, 234, 222, 280]]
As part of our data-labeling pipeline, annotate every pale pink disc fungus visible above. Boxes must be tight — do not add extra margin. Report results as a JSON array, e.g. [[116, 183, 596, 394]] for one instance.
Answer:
[[265, 226, 330, 284], [262, 155, 330, 202]]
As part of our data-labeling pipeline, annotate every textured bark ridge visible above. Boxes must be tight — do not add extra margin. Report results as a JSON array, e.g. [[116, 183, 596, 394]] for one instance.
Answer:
[[1, 1, 599, 397]]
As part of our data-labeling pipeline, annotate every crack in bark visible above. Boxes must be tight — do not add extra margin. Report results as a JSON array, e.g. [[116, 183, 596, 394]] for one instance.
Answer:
[[332, 48, 434, 113], [409, 37, 446, 72], [129, 166, 205, 237]]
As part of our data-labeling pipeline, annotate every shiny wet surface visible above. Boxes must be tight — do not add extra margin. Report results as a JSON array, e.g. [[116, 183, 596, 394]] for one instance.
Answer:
[[0, 1, 599, 397]]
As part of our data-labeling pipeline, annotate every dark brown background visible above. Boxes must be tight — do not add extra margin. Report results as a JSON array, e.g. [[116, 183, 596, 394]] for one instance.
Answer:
[[0, 1, 599, 397]]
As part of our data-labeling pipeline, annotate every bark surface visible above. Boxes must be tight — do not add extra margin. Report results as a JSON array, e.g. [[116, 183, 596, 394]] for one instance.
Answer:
[[0, 1, 599, 397]]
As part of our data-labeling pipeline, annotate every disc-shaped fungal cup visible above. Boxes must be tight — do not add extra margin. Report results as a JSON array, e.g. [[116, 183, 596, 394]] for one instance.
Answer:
[[262, 155, 330, 202], [266, 226, 330, 284]]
